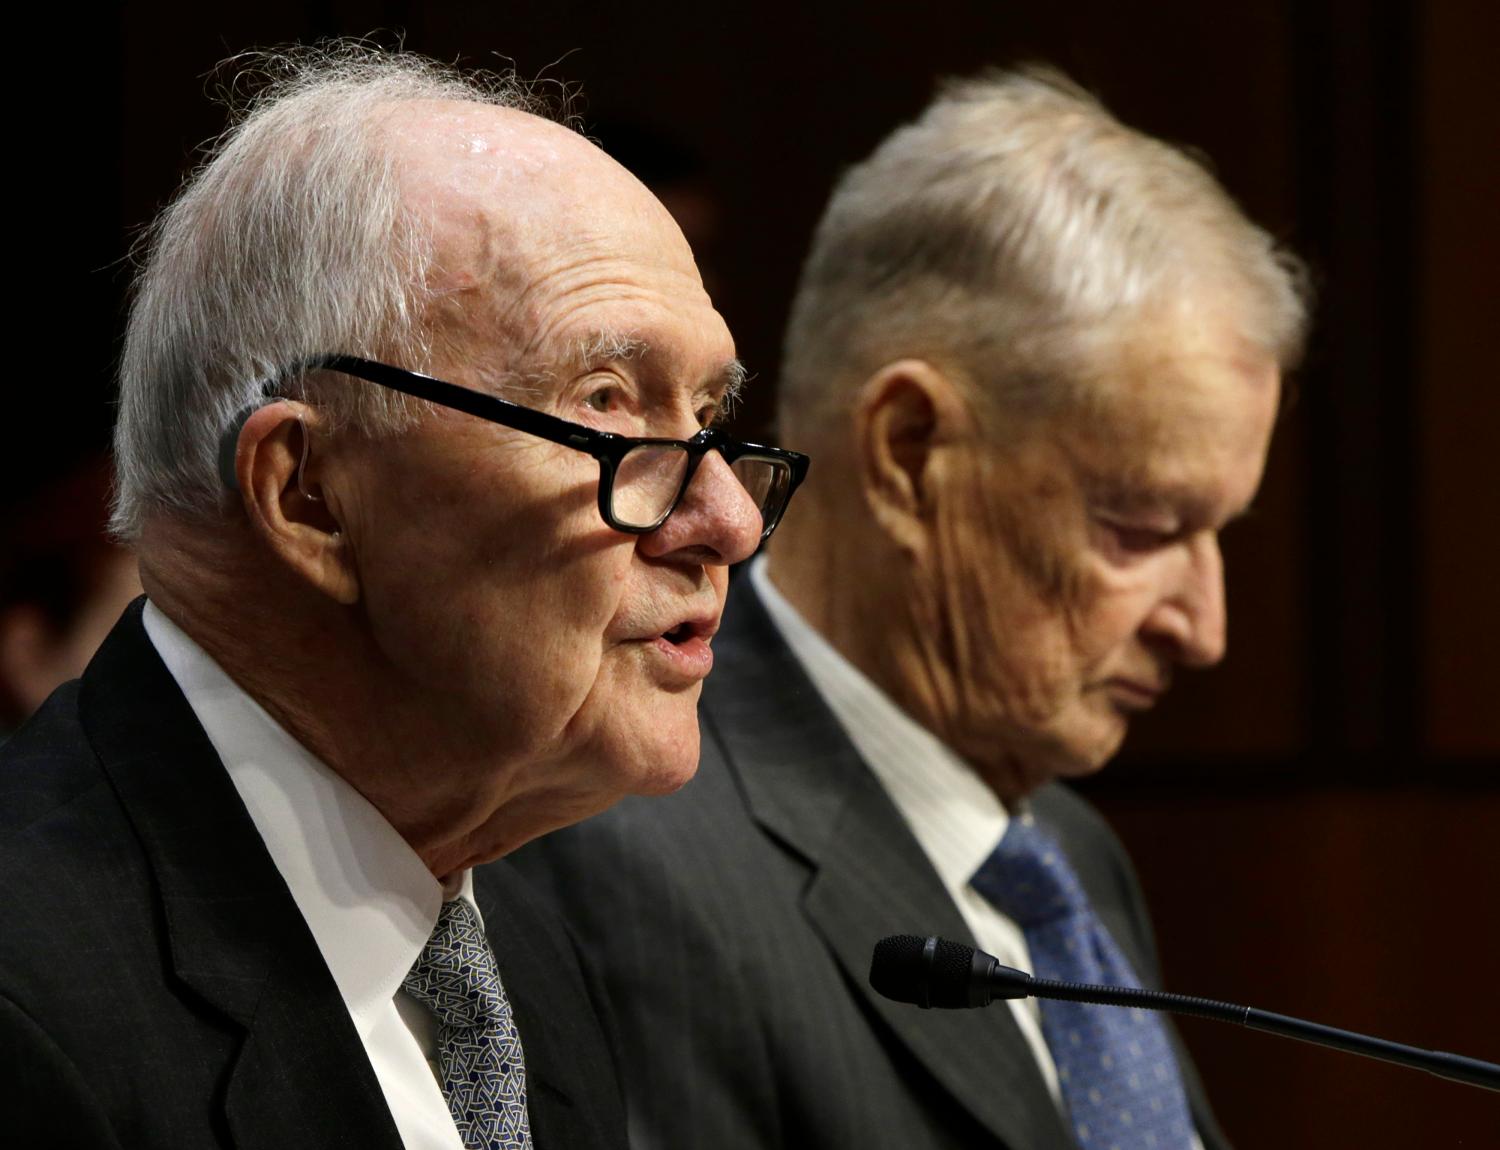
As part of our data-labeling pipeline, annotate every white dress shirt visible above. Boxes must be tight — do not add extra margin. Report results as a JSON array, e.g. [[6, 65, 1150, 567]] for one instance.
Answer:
[[144, 601, 469, 1150], [748, 558, 1065, 1106], [751, 561, 1206, 1148]]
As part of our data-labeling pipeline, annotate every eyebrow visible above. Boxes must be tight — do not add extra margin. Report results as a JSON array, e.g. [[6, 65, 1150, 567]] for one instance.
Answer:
[[575, 329, 649, 365], [715, 359, 749, 412], [1088, 475, 1254, 530], [563, 327, 748, 410]]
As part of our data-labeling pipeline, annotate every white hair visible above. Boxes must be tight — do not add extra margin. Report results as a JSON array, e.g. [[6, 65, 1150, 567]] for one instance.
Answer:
[[779, 66, 1310, 435], [111, 44, 551, 539]]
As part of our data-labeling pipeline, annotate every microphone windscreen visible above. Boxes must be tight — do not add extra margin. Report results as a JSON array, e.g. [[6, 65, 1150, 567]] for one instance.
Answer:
[[869, 934, 929, 1004], [926, 936, 983, 1007], [870, 935, 983, 1008]]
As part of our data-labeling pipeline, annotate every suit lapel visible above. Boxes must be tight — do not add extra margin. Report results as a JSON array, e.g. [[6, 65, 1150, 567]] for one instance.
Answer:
[[703, 582, 1075, 1150], [79, 601, 402, 1149]]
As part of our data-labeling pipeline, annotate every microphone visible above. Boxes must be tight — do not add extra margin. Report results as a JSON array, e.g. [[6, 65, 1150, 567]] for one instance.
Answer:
[[869, 934, 1500, 1092]]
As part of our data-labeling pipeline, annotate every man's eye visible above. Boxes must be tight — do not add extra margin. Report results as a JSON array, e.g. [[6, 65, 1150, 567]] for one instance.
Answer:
[[1094, 515, 1179, 556], [1112, 525, 1174, 552], [584, 386, 621, 413]]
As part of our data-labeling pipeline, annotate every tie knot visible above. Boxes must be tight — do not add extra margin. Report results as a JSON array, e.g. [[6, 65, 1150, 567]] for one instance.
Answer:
[[970, 819, 1087, 928], [403, 898, 508, 1029]]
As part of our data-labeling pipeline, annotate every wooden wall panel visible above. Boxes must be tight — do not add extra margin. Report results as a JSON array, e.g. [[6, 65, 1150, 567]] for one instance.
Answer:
[[1097, 788, 1500, 1148], [1418, 0, 1500, 756]]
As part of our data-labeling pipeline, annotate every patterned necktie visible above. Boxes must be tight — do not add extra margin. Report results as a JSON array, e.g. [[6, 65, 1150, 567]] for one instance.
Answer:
[[971, 819, 1195, 1150], [403, 897, 533, 1150]]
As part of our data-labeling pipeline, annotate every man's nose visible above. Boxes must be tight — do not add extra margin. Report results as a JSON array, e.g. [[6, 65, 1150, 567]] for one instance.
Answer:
[[1144, 533, 1228, 668], [635, 450, 764, 566]]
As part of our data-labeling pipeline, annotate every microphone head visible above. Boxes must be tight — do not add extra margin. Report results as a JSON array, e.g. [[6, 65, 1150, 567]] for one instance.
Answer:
[[870, 934, 986, 1008], [869, 934, 930, 1005]]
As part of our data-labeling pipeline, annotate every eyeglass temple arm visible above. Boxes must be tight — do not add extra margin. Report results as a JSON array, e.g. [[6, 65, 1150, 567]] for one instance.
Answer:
[[309, 355, 621, 456]]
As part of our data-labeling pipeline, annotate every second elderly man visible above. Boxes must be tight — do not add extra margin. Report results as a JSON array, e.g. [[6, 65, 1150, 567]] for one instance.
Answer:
[[516, 68, 1307, 1150]]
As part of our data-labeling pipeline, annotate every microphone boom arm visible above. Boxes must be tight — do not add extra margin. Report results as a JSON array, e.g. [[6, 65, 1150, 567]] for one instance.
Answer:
[[991, 960, 1498, 1091], [872, 935, 1500, 1093]]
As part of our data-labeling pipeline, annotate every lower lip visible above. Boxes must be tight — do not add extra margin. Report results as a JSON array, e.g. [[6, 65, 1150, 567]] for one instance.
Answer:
[[1107, 682, 1161, 712], [645, 634, 715, 682]]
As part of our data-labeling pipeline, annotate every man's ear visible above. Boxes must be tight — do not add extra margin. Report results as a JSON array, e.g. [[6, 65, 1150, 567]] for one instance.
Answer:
[[233, 403, 360, 604], [853, 359, 976, 556]]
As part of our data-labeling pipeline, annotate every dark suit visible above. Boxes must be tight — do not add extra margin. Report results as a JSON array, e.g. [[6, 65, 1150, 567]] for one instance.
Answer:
[[514, 580, 1229, 1149], [0, 600, 627, 1150]]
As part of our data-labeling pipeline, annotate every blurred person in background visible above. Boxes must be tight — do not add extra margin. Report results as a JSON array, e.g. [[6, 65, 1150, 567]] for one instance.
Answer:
[[517, 66, 1307, 1150], [0, 458, 141, 738]]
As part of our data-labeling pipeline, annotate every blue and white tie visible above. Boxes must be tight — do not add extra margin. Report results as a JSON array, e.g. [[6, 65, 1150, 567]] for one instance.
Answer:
[[971, 819, 1195, 1150], [403, 898, 533, 1150]]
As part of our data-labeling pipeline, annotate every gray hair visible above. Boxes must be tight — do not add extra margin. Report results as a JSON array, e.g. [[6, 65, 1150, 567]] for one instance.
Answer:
[[111, 44, 550, 539], [779, 67, 1310, 436]]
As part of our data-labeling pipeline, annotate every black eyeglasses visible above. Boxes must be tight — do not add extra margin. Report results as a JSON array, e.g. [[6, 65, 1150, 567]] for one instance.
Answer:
[[260, 355, 809, 541]]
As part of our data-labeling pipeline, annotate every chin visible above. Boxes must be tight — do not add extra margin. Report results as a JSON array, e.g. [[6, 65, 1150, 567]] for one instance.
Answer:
[[617, 715, 703, 797], [1053, 729, 1128, 779], [629, 758, 699, 798], [1049, 753, 1113, 782], [1017, 712, 1127, 785]]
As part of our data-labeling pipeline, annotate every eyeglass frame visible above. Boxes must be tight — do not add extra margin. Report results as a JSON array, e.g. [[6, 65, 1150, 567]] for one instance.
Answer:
[[221, 353, 810, 541]]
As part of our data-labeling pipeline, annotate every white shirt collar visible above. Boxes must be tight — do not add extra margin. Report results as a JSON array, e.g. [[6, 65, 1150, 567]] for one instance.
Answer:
[[745, 563, 1193, 1131], [748, 557, 1017, 893], [142, 600, 474, 1038]]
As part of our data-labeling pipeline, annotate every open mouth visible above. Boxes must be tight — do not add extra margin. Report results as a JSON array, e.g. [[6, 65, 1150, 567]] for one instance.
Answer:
[[642, 617, 716, 681], [662, 622, 695, 645]]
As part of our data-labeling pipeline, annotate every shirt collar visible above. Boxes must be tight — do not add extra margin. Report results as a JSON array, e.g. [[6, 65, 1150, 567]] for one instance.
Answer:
[[142, 600, 476, 1035], [748, 557, 1017, 894]]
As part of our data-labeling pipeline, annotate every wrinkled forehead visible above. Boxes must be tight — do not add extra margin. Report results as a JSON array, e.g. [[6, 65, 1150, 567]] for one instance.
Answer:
[[1044, 300, 1282, 504], [380, 100, 623, 254], [375, 100, 714, 368]]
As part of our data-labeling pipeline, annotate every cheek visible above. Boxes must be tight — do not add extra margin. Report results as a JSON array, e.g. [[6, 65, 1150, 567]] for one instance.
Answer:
[[475, 537, 635, 690], [350, 455, 636, 739], [362, 545, 626, 738], [925, 481, 1087, 725], [1062, 562, 1164, 665]]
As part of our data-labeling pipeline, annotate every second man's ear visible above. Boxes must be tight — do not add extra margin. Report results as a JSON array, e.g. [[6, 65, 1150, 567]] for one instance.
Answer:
[[232, 402, 360, 605], [853, 359, 977, 556]]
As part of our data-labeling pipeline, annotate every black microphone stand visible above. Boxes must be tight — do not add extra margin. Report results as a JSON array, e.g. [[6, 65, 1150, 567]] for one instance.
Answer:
[[990, 963, 1499, 1091], [870, 935, 1500, 1092]]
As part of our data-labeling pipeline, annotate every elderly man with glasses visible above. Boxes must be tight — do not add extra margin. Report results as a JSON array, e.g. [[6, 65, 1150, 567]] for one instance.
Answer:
[[0, 47, 803, 1150]]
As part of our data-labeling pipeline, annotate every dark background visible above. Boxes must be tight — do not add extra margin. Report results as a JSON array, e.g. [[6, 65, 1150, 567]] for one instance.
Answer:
[[31, 2, 1500, 1144]]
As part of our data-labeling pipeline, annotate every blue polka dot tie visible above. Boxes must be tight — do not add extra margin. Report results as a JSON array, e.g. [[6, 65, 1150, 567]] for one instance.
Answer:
[[971, 819, 1195, 1150], [403, 898, 533, 1150]]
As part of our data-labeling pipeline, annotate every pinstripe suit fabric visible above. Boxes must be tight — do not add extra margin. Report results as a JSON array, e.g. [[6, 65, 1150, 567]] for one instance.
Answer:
[[513, 580, 1229, 1150]]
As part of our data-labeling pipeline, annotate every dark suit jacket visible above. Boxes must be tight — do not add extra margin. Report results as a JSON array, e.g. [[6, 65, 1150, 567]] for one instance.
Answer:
[[0, 600, 627, 1150], [514, 580, 1230, 1150]]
